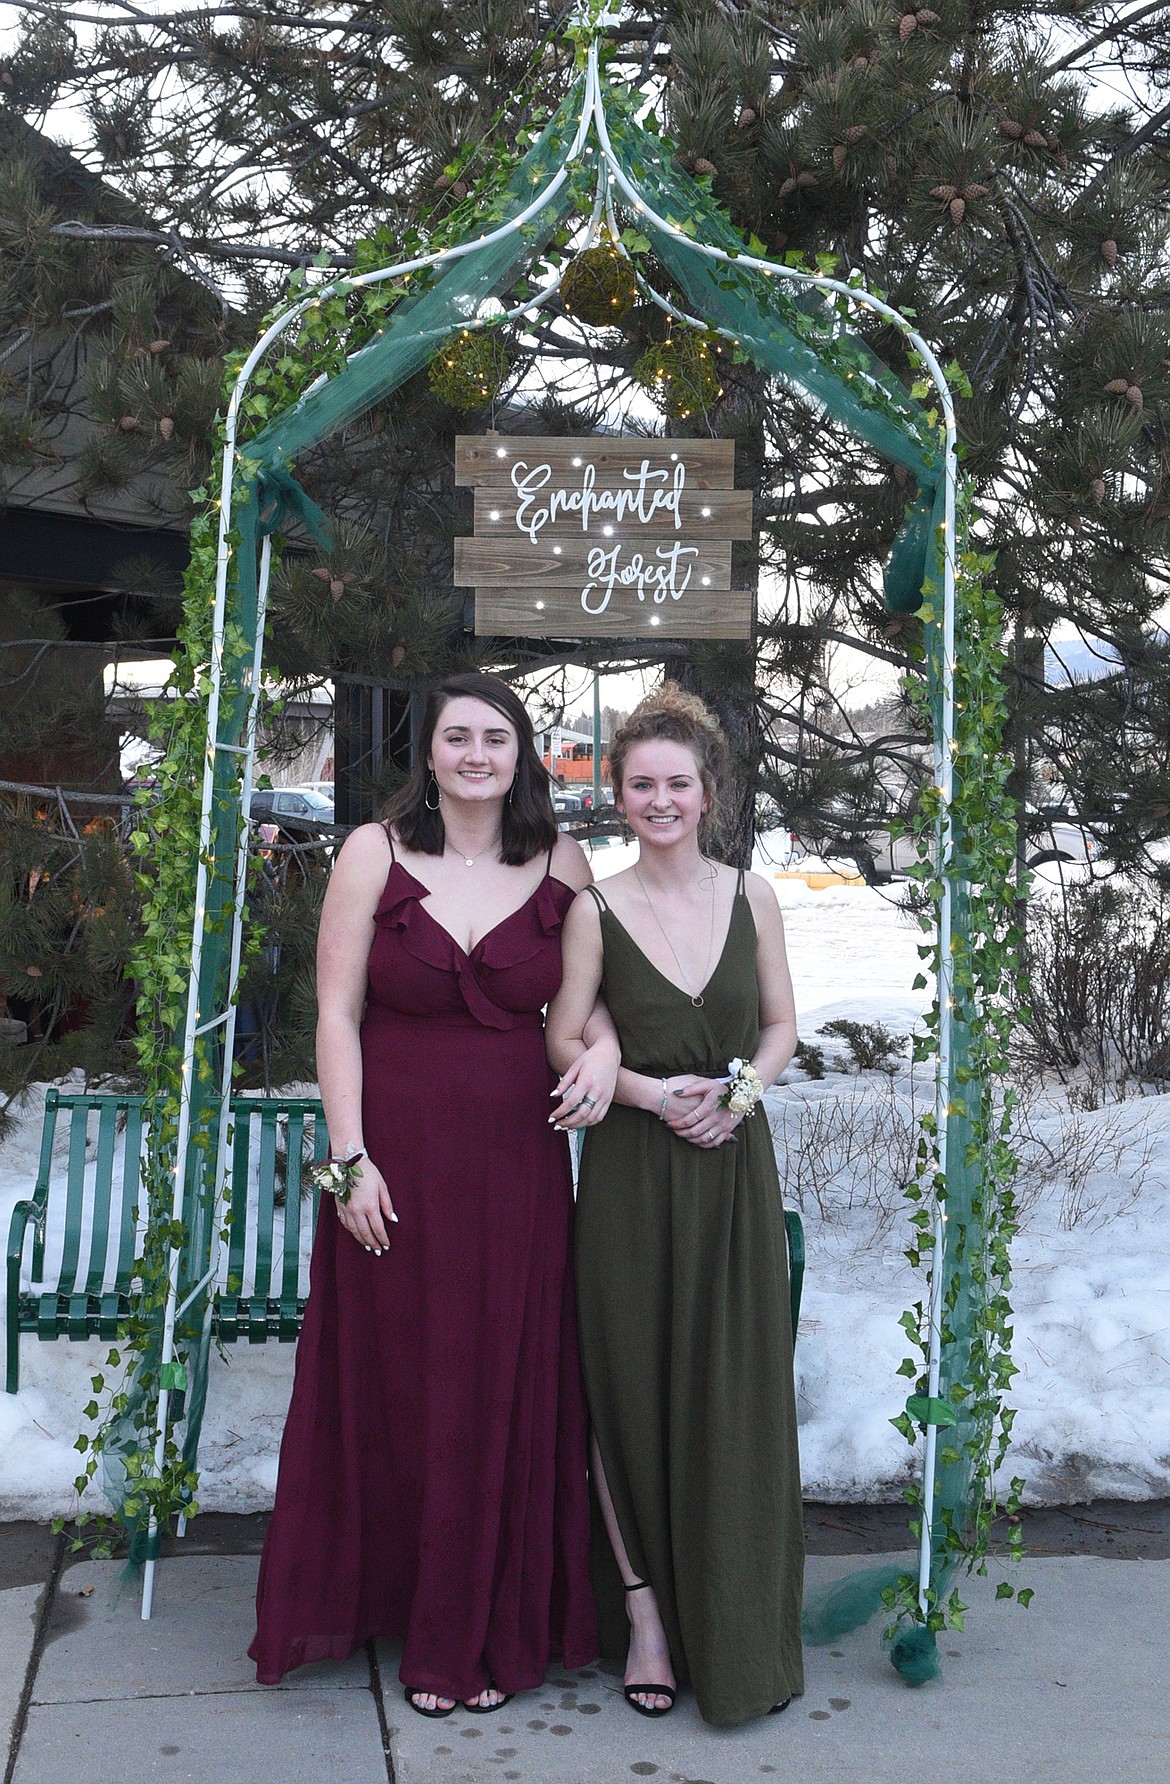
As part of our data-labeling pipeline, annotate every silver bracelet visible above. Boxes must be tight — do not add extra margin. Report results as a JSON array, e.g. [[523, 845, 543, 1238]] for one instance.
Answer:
[[660, 1077, 669, 1121]]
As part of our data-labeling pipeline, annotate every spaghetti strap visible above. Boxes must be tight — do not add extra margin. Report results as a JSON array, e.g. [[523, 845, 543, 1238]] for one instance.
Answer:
[[735, 867, 745, 897], [586, 883, 609, 914], [544, 847, 555, 880], [384, 824, 397, 864]]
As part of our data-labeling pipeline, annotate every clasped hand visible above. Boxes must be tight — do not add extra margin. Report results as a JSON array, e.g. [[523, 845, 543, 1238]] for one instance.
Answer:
[[662, 1074, 742, 1148], [550, 1037, 620, 1129]]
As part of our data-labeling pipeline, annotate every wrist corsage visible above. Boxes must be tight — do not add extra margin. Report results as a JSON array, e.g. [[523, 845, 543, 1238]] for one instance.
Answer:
[[719, 1058, 764, 1117], [310, 1149, 366, 1206]]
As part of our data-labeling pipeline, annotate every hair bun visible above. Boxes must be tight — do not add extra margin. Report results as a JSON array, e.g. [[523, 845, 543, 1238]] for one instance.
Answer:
[[627, 681, 724, 735]]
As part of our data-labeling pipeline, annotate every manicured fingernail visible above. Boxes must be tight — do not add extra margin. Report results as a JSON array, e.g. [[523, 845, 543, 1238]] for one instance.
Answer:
[[374, 1248, 382, 1256], [390, 1212, 399, 1223], [364, 1245, 371, 1252]]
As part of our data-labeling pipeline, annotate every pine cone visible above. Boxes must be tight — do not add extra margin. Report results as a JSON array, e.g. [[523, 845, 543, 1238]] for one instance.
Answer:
[[1023, 130, 1047, 147], [844, 124, 869, 143], [391, 645, 406, 669], [1000, 118, 1024, 139], [1103, 378, 1130, 395], [778, 177, 798, 199], [148, 338, 170, 354], [117, 415, 141, 431], [899, 13, 918, 41], [931, 184, 958, 201], [853, 55, 870, 70], [796, 171, 818, 188], [917, 8, 940, 21], [158, 416, 175, 441], [965, 183, 989, 199], [833, 144, 847, 171], [693, 157, 716, 175], [1091, 478, 1106, 504], [737, 107, 757, 127], [1101, 237, 1118, 267], [433, 173, 452, 189], [949, 196, 966, 224], [1126, 384, 1143, 409], [451, 180, 469, 199]]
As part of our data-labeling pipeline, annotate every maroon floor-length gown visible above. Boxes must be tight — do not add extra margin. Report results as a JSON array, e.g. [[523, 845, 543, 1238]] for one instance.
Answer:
[[249, 842, 599, 1695]]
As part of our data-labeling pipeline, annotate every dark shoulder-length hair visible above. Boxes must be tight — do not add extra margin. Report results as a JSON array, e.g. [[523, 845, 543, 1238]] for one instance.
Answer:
[[384, 671, 558, 866]]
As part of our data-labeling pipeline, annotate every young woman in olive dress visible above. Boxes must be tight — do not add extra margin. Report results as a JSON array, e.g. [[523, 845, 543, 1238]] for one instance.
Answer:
[[547, 685, 804, 1727]]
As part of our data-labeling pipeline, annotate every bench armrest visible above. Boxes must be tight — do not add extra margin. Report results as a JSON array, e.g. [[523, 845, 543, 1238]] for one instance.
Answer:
[[6, 1198, 45, 1394]]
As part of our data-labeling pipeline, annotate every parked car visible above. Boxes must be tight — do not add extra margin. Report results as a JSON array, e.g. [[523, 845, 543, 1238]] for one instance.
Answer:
[[1027, 813, 1097, 868], [249, 785, 335, 825], [551, 787, 584, 816]]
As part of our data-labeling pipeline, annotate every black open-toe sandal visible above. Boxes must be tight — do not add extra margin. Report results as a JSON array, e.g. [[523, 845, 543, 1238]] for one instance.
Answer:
[[404, 1688, 457, 1719], [623, 1580, 677, 1719], [463, 1686, 514, 1714]]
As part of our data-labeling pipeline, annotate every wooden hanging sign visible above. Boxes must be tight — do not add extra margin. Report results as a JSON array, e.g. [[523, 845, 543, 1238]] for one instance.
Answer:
[[455, 435, 752, 638]]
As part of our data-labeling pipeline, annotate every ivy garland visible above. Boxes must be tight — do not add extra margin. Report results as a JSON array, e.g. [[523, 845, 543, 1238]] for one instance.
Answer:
[[884, 477, 1029, 1639], [57, 51, 1025, 1615]]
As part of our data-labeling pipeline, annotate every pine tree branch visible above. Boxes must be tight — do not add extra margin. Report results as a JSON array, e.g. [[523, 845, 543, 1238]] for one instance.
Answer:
[[1080, 95, 1170, 201], [48, 220, 355, 269], [1041, 1, 1170, 77]]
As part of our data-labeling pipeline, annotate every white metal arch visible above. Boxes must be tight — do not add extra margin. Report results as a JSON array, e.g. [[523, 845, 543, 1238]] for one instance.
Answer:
[[146, 23, 959, 1628]]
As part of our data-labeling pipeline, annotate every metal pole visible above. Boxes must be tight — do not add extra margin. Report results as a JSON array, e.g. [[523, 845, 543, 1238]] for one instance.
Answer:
[[592, 669, 602, 813]]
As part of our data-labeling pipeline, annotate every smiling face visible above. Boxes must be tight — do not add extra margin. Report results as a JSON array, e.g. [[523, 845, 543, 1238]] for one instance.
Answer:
[[428, 695, 519, 806], [615, 738, 709, 848]]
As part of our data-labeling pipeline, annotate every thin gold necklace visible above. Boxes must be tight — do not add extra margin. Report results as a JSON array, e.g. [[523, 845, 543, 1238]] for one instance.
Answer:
[[634, 862, 717, 1008]]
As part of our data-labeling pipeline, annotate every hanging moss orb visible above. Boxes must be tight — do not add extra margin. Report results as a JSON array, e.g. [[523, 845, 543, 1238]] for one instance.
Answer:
[[633, 329, 725, 421], [428, 329, 510, 410], [560, 242, 639, 327]]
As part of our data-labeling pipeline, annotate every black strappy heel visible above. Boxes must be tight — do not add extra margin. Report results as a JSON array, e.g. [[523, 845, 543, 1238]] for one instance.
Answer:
[[622, 1580, 677, 1718]]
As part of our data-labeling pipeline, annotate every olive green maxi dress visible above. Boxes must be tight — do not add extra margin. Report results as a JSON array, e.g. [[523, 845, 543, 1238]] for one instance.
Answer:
[[575, 875, 804, 1726]]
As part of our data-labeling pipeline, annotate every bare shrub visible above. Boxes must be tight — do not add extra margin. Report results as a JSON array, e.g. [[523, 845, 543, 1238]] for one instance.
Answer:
[[767, 1077, 919, 1244], [1017, 881, 1170, 1098]]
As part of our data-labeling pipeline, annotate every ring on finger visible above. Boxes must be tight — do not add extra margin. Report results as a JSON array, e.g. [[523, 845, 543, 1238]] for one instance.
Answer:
[[580, 1094, 596, 1108]]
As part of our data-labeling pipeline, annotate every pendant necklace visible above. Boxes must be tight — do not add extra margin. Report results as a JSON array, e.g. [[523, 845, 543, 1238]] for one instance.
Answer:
[[445, 837, 501, 869], [634, 862, 717, 1007]]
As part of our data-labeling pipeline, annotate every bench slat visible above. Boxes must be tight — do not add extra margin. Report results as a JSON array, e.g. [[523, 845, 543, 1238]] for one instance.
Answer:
[[56, 1104, 92, 1296], [115, 1103, 145, 1287], [83, 1103, 120, 1296], [251, 1108, 279, 1340]]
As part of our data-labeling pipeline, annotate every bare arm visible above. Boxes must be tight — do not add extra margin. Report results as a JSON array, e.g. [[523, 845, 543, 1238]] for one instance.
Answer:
[[315, 823, 397, 1251], [545, 843, 620, 1126], [546, 891, 679, 1120]]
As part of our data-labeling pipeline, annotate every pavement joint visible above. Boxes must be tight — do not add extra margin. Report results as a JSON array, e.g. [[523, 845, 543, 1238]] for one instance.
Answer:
[[1, 1530, 64, 1784]]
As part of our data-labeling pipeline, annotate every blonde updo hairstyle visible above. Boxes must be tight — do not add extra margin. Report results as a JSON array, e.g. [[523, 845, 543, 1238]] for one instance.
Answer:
[[609, 683, 730, 851]]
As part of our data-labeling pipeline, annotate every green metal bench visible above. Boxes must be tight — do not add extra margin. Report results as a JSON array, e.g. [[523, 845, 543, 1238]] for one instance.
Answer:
[[6, 1089, 329, 1393], [7, 1089, 805, 1395]]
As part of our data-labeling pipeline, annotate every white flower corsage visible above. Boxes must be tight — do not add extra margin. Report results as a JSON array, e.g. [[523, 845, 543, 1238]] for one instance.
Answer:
[[719, 1058, 764, 1117], [309, 1151, 365, 1206]]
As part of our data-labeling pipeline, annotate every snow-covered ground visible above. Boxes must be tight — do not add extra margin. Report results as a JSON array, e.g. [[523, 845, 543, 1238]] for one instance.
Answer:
[[2, 837, 1168, 1517]]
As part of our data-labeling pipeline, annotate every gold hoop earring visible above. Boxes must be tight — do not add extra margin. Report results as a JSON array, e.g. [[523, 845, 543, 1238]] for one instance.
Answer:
[[425, 774, 442, 811]]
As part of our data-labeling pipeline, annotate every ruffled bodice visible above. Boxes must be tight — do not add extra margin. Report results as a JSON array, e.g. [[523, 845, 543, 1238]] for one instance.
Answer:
[[366, 859, 575, 1031]]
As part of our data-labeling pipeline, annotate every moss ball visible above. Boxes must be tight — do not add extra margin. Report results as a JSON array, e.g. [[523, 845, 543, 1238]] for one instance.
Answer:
[[633, 329, 725, 421], [560, 242, 639, 327], [428, 330, 510, 410]]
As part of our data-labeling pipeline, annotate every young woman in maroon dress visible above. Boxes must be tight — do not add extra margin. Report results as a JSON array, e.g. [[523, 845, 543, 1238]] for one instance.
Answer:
[[249, 672, 614, 1713]]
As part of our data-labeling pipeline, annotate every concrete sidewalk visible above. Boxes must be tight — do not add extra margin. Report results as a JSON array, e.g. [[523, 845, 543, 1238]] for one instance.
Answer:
[[3, 1527, 1169, 1784]]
